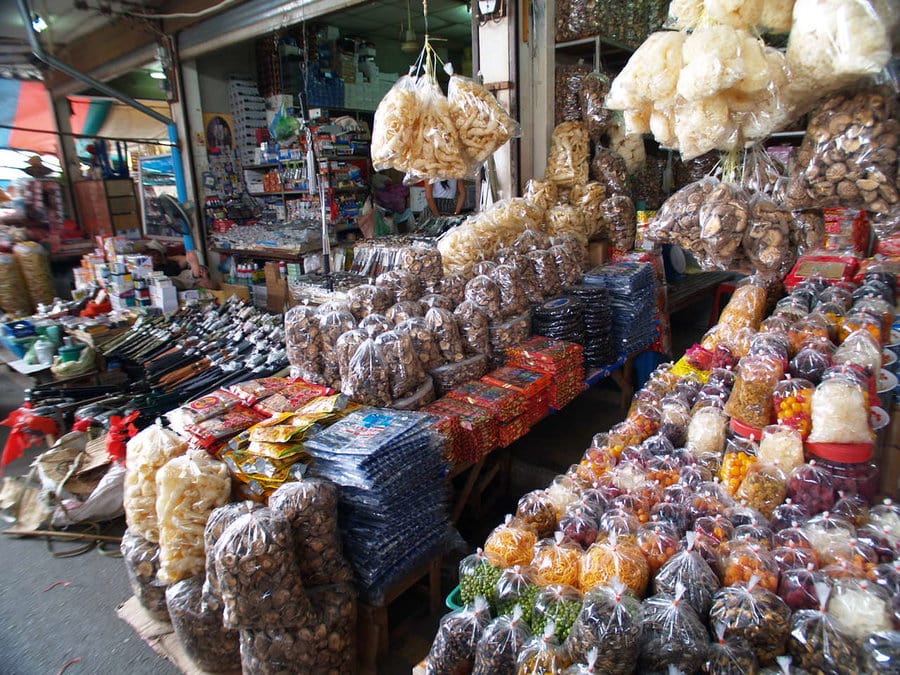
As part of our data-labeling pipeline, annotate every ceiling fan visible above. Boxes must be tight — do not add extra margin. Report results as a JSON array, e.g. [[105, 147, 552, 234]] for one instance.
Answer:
[[400, 0, 419, 53]]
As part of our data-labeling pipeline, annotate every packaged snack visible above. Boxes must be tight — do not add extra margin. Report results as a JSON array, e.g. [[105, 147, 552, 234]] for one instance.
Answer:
[[531, 585, 583, 642], [637, 520, 680, 575], [473, 606, 532, 675], [827, 577, 893, 641], [726, 356, 783, 430], [654, 532, 721, 616], [371, 75, 419, 171], [778, 563, 825, 612], [166, 576, 240, 672], [859, 631, 900, 674], [709, 576, 792, 665], [737, 462, 788, 519], [533, 533, 582, 588], [638, 584, 708, 674], [720, 437, 759, 495], [156, 450, 231, 585], [448, 74, 519, 166], [485, 515, 538, 568], [580, 533, 649, 597], [517, 621, 570, 674], [802, 511, 856, 557], [545, 121, 590, 189], [563, 580, 641, 669], [524, 180, 558, 215], [516, 490, 559, 539], [495, 564, 541, 621], [772, 378, 815, 440], [720, 543, 779, 592], [704, 622, 760, 675], [459, 548, 503, 609], [787, 462, 836, 515], [687, 406, 728, 455], [427, 597, 492, 675], [121, 529, 169, 620]]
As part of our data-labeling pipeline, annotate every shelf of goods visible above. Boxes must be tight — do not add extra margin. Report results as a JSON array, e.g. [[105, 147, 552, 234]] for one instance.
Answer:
[[422, 268, 900, 673]]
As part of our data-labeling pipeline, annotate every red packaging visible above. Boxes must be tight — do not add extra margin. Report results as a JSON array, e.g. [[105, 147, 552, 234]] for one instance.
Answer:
[[185, 405, 267, 449], [228, 377, 296, 405], [423, 397, 499, 462], [253, 382, 336, 415], [506, 336, 584, 375], [784, 254, 860, 290], [421, 410, 463, 463], [446, 381, 529, 423], [822, 207, 870, 255], [482, 366, 553, 426], [498, 414, 530, 447]]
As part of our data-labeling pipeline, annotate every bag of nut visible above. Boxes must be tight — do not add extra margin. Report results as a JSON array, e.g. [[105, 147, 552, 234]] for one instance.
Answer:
[[202, 501, 264, 613], [214, 507, 310, 630], [376, 329, 427, 399], [239, 582, 357, 675], [396, 317, 446, 371], [166, 576, 241, 673], [342, 338, 392, 407], [156, 449, 231, 585], [121, 528, 169, 621], [268, 479, 354, 587], [426, 597, 492, 675], [785, 87, 899, 214]]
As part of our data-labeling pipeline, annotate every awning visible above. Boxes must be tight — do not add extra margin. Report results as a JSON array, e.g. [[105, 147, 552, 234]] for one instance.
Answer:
[[69, 97, 170, 143], [0, 80, 70, 154]]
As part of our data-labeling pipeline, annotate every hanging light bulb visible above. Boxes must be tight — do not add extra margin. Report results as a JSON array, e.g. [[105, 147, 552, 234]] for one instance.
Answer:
[[400, 0, 418, 53]]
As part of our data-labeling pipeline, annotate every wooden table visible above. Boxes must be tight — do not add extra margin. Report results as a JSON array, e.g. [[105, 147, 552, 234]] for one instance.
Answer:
[[666, 271, 737, 315]]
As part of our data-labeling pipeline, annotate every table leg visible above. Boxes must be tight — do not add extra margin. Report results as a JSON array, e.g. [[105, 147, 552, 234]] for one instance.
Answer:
[[451, 458, 485, 524]]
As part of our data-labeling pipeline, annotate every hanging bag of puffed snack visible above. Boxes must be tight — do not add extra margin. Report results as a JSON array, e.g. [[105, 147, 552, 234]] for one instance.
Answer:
[[563, 579, 641, 670], [546, 121, 590, 189], [405, 73, 469, 184], [155, 450, 231, 585], [638, 583, 708, 674], [473, 605, 532, 675], [426, 597, 492, 675], [372, 74, 420, 172], [448, 71, 520, 169]]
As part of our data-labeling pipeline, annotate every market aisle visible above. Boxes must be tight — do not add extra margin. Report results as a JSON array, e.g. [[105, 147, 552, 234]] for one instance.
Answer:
[[0, 370, 177, 675]]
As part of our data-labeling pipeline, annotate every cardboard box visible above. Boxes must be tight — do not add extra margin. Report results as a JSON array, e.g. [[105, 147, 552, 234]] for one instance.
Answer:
[[218, 283, 251, 303], [589, 240, 609, 267], [150, 285, 178, 313], [264, 262, 290, 313]]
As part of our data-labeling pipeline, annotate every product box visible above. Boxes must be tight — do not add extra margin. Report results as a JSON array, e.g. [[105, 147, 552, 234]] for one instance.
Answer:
[[219, 283, 251, 303], [264, 262, 289, 313], [151, 285, 178, 313], [589, 240, 609, 267]]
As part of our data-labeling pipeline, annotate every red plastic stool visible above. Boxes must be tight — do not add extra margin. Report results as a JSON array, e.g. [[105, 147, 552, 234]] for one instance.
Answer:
[[708, 282, 737, 328]]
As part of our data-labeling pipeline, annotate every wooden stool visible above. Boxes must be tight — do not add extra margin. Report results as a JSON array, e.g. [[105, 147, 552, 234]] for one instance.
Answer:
[[356, 555, 442, 674]]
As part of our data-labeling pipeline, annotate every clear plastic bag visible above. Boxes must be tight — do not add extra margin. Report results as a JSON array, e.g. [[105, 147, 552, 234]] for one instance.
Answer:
[[375, 269, 423, 304], [709, 577, 793, 665], [654, 532, 721, 616], [601, 196, 637, 251], [420, 293, 456, 312], [704, 622, 760, 675], [555, 64, 592, 125], [424, 307, 466, 364], [166, 576, 240, 672], [745, 194, 794, 278], [517, 490, 560, 540], [698, 182, 752, 269], [284, 305, 324, 382], [405, 74, 470, 183], [527, 249, 562, 297], [396, 317, 445, 371], [359, 313, 392, 339], [590, 148, 629, 197], [532, 585, 583, 642], [465, 274, 503, 317], [453, 301, 492, 356], [859, 631, 900, 673], [737, 462, 788, 520], [202, 501, 263, 613], [267, 478, 353, 587], [448, 74, 520, 165], [485, 516, 538, 569], [371, 75, 420, 172], [335, 328, 368, 384], [564, 580, 641, 671], [524, 180, 558, 216], [807, 376, 872, 444], [492, 264, 530, 317], [833, 328, 882, 378], [786, 8, 895, 115], [426, 597, 492, 675], [790, 210, 826, 256], [346, 283, 392, 320], [432, 273, 468, 305], [646, 178, 715, 260], [517, 621, 570, 674], [726, 356, 783, 430], [546, 204, 588, 244], [214, 507, 309, 630], [514, 228, 553, 254], [376, 329, 427, 399], [495, 564, 541, 620], [398, 245, 444, 287], [156, 449, 231, 585], [580, 533, 649, 597], [828, 577, 893, 641], [687, 405, 727, 456], [546, 121, 590, 189], [533, 533, 582, 589], [121, 529, 169, 620], [473, 606, 532, 675], [579, 72, 613, 143], [569, 183, 607, 238], [638, 584, 708, 674], [123, 423, 188, 544], [342, 338, 392, 406]]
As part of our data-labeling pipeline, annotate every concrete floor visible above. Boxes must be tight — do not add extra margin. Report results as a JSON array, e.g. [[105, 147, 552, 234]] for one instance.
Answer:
[[0, 300, 711, 675]]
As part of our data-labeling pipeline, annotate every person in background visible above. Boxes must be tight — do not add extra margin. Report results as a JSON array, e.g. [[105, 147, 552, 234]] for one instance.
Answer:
[[145, 239, 215, 290], [426, 179, 465, 217]]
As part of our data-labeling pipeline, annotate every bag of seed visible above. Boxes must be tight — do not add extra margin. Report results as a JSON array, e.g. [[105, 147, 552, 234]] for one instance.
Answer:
[[638, 583, 708, 674], [459, 548, 503, 609], [473, 605, 532, 675], [787, 582, 857, 673], [532, 584, 583, 643], [517, 622, 569, 674], [166, 576, 241, 672], [704, 622, 759, 674], [426, 597, 492, 675], [564, 579, 641, 670]]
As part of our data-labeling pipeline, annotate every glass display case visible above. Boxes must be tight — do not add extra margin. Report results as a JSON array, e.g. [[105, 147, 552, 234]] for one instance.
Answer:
[[138, 155, 181, 240]]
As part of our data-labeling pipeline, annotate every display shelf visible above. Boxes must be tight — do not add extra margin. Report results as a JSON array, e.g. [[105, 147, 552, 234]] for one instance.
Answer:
[[330, 186, 369, 194], [211, 244, 320, 261], [248, 190, 311, 197], [242, 162, 281, 170]]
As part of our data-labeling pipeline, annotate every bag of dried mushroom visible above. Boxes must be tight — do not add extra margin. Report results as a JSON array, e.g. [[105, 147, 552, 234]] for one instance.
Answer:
[[166, 576, 241, 672]]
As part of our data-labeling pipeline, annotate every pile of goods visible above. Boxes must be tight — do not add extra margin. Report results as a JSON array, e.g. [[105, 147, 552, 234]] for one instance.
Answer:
[[425, 270, 900, 673], [583, 261, 659, 356]]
